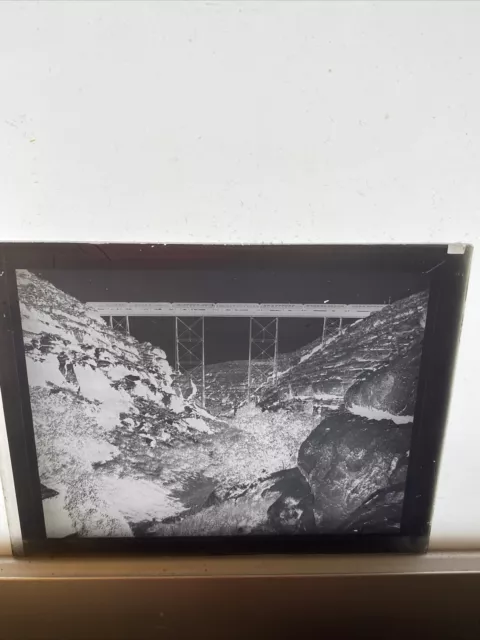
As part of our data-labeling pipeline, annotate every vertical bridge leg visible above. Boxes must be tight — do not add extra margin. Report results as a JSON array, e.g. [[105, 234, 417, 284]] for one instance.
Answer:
[[175, 317, 206, 408], [322, 317, 343, 343], [247, 317, 279, 404]]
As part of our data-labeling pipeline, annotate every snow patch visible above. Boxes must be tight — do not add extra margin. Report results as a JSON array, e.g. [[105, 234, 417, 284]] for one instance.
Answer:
[[75, 364, 127, 406], [132, 380, 158, 401], [20, 305, 77, 342], [298, 331, 342, 365], [106, 364, 135, 381], [42, 490, 77, 538], [78, 435, 119, 465], [299, 343, 324, 364], [26, 353, 70, 389], [193, 404, 223, 424], [100, 476, 181, 523], [187, 378, 198, 401], [169, 394, 185, 414], [74, 364, 131, 430], [348, 403, 414, 425], [313, 392, 342, 401], [185, 417, 212, 434]]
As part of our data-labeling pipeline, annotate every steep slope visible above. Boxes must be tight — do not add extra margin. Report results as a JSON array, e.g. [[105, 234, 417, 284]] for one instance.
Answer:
[[179, 291, 428, 418], [345, 342, 422, 422], [260, 290, 428, 412], [17, 270, 214, 537]]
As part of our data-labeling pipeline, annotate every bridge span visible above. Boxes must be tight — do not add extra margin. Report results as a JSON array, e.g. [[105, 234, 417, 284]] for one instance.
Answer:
[[86, 302, 384, 407]]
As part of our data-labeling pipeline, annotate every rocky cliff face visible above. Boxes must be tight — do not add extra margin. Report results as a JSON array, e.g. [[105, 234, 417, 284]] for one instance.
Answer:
[[344, 343, 422, 421], [260, 290, 428, 413], [17, 270, 214, 536]]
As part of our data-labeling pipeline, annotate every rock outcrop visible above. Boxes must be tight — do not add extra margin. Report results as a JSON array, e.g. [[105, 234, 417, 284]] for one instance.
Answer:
[[297, 411, 411, 529], [260, 290, 428, 412], [344, 343, 421, 421], [18, 270, 214, 536]]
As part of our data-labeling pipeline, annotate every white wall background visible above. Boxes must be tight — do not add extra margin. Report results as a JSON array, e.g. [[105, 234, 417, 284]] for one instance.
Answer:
[[0, 1, 479, 553]]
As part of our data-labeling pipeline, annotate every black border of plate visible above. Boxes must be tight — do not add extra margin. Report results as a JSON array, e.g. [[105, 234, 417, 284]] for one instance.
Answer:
[[0, 243, 472, 556]]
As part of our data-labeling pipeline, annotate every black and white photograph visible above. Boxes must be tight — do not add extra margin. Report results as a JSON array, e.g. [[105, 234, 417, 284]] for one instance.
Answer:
[[14, 259, 431, 540]]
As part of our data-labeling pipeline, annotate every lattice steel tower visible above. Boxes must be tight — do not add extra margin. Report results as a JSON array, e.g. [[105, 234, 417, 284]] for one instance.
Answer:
[[247, 317, 279, 404], [174, 317, 206, 408]]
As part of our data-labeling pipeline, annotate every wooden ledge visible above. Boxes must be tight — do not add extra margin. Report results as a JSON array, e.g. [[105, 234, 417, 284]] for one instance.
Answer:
[[1, 551, 480, 580]]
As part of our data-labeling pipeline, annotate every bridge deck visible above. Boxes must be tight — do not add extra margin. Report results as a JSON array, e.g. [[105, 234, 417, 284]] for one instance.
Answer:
[[86, 302, 384, 319]]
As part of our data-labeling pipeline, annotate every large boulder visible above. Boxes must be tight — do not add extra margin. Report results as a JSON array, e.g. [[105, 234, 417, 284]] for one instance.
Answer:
[[297, 410, 411, 531], [344, 343, 422, 421]]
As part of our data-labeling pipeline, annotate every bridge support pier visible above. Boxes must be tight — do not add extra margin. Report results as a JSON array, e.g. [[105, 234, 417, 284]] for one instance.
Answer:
[[175, 317, 206, 408], [322, 317, 343, 343], [247, 317, 279, 404]]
